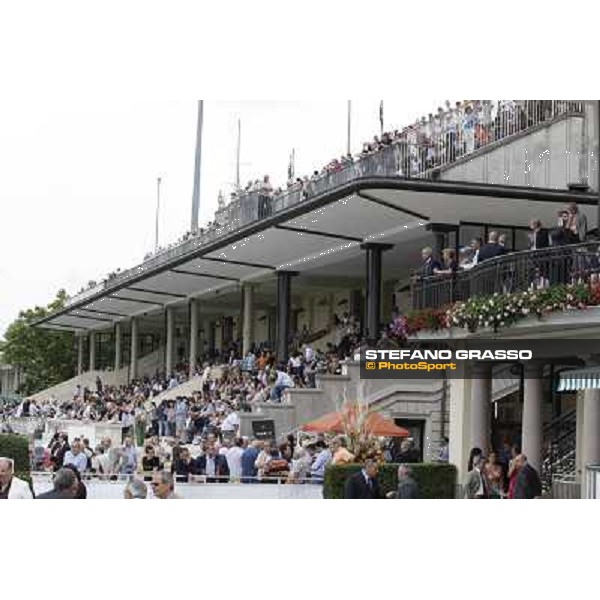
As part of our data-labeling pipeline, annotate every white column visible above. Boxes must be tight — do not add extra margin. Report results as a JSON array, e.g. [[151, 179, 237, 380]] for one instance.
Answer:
[[130, 318, 138, 381], [470, 363, 492, 455], [77, 335, 84, 376], [165, 308, 174, 376], [449, 361, 473, 485], [189, 299, 199, 375], [242, 284, 254, 356], [114, 323, 122, 372], [89, 332, 96, 372], [582, 388, 600, 497], [522, 363, 544, 473]]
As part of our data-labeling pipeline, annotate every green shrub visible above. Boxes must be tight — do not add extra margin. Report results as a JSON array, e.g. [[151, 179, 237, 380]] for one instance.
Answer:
[[0, 433, 31, 477], [323, 463, 457, 499]]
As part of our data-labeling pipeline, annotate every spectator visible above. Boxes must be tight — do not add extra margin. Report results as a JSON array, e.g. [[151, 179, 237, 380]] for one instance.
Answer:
[[194, 444, 230, 483], [0, 457, 33, 499], [36, 468, 79, 499], [566, 202, 587, 242], [124, 478, 148, 499], [172, 447, 194, 483], [226, 438, 245, 481], [142, 446, 162, 480], [396, 464, 419, 499], [63, 439, 88, 474], [270, 365, 295, 402], [437, 437, 449, 462], [241, 440, 261, 483], [120, 437, 138, 475], [434, 248, 458, 275], [511, 454, 542, 499], [529, 219, 549, 250], [310, 441, 332, 483], [419, 247, 441, 278], [151, 471, 179, 499], [463, 454, 488, 499], [477, 231, 506, 262], [483, 451, 505, 499], [344, 459, 382, 499]]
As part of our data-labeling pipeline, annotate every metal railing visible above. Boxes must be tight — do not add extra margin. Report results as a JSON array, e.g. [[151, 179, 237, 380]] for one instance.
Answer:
[[63, 101, 585, 306], [550, 476, 581, 499], [411, 242, 600, 310], [585, 465, 600, 499]]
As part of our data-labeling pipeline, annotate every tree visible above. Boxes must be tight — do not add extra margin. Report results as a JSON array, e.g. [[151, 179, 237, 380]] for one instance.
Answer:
[[1, 289, 76, 395]]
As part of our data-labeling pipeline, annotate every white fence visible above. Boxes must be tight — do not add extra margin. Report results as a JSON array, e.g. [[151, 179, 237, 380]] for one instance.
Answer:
[[31, 474, 323, 500]]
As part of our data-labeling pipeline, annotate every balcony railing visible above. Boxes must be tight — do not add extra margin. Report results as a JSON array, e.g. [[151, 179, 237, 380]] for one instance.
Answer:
[[411, 242, 600, 311], [67, 101, 585, 305]]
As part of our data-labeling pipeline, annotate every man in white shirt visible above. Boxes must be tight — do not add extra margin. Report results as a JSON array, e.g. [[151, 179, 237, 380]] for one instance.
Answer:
[[63, 440, 89, 473], [269, 368, 295, 402], [226, 438, 245, 480], [220, 411, 240, 435], [0, 458, 33, 499]]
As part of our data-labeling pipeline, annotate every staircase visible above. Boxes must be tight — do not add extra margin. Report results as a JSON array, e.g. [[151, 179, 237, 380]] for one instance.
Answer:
[[541, 409, 577, 493]]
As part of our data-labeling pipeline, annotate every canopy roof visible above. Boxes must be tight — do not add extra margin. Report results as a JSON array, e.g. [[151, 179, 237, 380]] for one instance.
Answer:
[[35, 177, 596, 333]]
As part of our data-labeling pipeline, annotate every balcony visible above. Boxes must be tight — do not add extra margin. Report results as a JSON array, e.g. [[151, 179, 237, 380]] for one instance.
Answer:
[[411, 242, 600, 311]]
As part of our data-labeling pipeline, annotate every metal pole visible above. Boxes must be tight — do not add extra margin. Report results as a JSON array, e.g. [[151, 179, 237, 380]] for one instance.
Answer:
[[236, 118, 241, 189], [154, 177, 161, 253], [347, 100, 352, 155], [191, 100, 204, 234]]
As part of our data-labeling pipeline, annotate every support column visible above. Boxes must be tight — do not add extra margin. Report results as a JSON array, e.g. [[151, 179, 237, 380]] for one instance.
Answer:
[[77, 335, 84, 376], [242, 284, 254, 356], [276, 271, 297, 364], [89, 332, 96, 372], [582, 388, 600, 497], [470, 363, 492, 455], [130, 318, 138, 381], [189, 299, 199, 374], [114, 323, 122, 372], [165, 308, 174, 376], [449, 359, 473, 485], [522, 363, 544, 473], [362, 243, 393, 342]]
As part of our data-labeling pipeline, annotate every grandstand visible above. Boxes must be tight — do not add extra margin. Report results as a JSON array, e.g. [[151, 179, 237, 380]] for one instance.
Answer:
[[22, 100, 600, 498]]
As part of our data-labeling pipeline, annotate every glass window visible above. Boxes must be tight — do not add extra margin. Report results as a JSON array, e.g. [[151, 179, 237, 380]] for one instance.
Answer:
[[514, 228, 530, 252]]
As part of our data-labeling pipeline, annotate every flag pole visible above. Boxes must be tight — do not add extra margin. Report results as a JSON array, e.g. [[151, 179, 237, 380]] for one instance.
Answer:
[[347, 100, 352, 155], [190, 100, 204, 234], [380, 100, 384, 137], [236, 118, 241, 189], [155, 177, 161, 253]]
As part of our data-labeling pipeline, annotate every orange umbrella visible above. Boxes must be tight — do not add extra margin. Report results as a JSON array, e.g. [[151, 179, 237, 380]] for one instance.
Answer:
[[301, 407, 409, 438]]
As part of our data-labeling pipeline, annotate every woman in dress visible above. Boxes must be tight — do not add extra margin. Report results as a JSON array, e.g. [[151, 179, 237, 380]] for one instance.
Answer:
[[483, 451, 505, 499]]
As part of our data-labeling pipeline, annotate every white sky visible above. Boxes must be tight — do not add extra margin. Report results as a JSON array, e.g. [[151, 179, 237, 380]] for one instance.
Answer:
[[0, 98, 445, 338]]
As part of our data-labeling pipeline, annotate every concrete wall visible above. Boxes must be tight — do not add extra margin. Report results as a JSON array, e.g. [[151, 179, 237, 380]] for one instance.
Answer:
[[441, 115, 587, 190]]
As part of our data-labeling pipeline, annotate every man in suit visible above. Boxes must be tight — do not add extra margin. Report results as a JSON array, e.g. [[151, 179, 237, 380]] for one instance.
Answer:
[[512, 455, 542, 499], [477, 231, 506, 263], [344, 460, 382, 499], [528, 219, 549, 251], [193, 444, 230, 483], [396, 464, 419, 499], [36, 468, 79, 499], [419, 247, 441, 278], [0, 458, 33, 499], [463, 454, 487, 499]]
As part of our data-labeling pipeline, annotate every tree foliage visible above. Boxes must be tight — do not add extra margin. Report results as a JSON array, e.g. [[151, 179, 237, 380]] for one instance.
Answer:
[[1, 289, 76, 395]]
